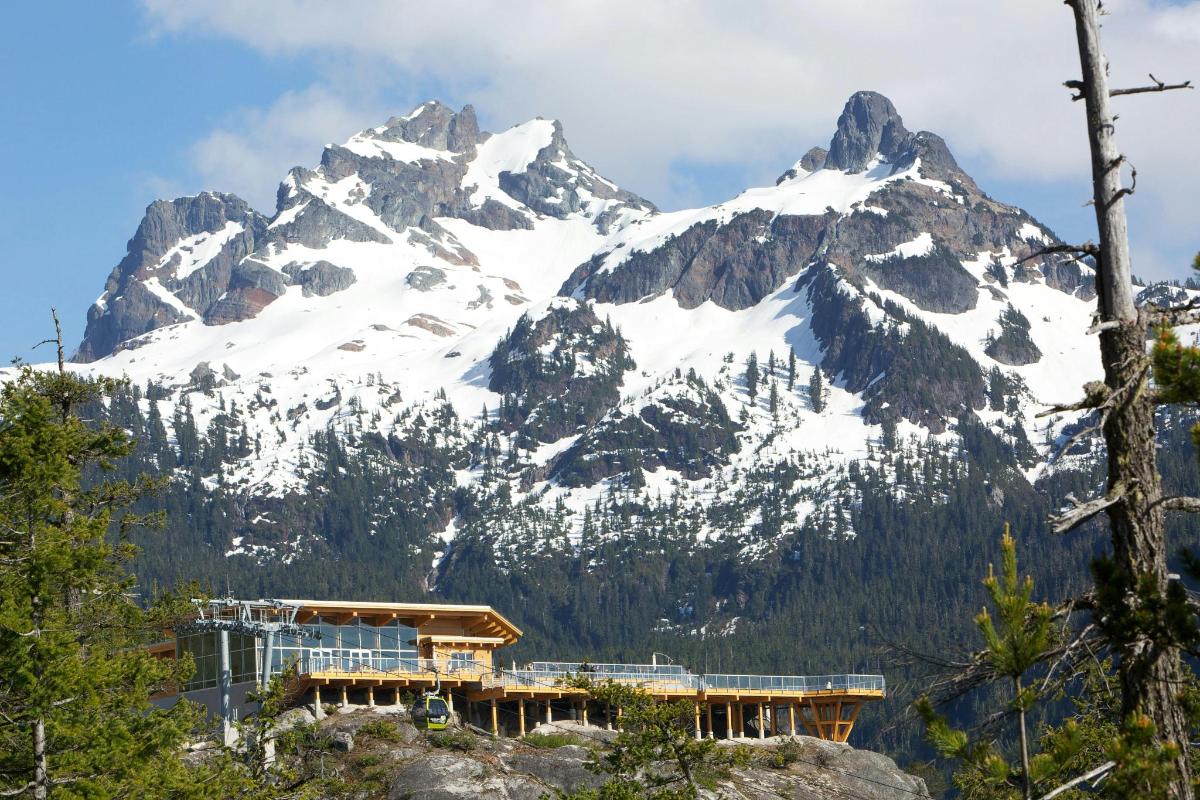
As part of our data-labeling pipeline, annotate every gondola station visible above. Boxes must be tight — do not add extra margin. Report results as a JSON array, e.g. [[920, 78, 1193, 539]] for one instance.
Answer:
[[152, 598, 885, 743]]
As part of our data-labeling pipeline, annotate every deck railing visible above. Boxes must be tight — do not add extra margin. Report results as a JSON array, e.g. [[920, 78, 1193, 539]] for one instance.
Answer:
[[297, 652, 885, 696], [699, 673, 885, 693]]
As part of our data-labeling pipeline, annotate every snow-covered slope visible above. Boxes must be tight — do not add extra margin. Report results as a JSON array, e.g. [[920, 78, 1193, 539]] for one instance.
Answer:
[[36, 90, 1185, 566]]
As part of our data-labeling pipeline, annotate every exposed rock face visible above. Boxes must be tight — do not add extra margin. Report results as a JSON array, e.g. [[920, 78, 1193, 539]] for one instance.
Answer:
[[497, 120, 654, 232], [826, 91, 913, 173], [552, 376, 740, 486], [300, 711, 928, 800], [985, 304, 1042, 366], [860, 243, 979, 314], [801, 265, 985, 433], [562, 90, 1078, 337], [75, 192, 267, 361], [824, 91, 965, 183], [281, 260, 357, 298], [562, 210, 834, 310], [489, 299, 634, 443]]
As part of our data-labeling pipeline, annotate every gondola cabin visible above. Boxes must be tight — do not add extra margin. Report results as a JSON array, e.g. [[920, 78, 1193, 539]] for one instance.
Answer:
[[412, 692, 451, 730]]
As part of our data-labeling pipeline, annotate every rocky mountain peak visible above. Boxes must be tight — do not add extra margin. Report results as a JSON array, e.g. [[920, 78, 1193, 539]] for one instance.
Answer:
[[820, 91, 963, 181], [825, 91, 911, 172], [373, 101, 481, 153]]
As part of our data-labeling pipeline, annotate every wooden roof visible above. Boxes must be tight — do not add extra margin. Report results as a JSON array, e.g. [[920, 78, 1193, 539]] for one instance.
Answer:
[[280, 600, 522, 645]]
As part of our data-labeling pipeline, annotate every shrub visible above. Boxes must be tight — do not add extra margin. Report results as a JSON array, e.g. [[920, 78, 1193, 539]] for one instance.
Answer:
[[522, 732, 579, 748], [359, 719, 405, 742], [427, 729, 475, 751]]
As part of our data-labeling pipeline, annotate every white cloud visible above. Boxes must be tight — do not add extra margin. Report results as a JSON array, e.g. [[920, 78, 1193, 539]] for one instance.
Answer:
[[188, 86, 390, 212], [140, 0, 1200, 276]]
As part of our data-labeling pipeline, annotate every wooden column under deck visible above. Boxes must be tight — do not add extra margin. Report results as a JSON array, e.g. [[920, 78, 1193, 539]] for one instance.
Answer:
[[490, 699, 499, 737], [788, 703, 796, 736], [693, 703, 701, 740], [706, 703, 714, 740], [757, 703, 765, 739], [518, 699, 526, 736], [725, 702, 733, 739]]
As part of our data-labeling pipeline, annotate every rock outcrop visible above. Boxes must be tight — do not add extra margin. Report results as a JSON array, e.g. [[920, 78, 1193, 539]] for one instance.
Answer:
[[76, 192, 268, 361]]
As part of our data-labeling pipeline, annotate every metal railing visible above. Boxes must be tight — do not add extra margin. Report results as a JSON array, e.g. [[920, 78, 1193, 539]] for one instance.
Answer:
[[300, 654, 488, 677], [699, 673, 886, 693], [296, 651, 885, 697]]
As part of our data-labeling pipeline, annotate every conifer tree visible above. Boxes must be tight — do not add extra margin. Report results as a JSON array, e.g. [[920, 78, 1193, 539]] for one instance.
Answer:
[[745, 352, 759, 405], [917, 528, 1056, 800], [768, 379, 779, 419], [0, 357, 245, 798], [787, 347, 796, 391], [808, 367, 826, 413]]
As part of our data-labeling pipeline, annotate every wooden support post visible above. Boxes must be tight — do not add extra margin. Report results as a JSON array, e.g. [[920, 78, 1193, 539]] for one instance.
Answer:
[[490, 699, 499, 737], [706, 703, 714, 740], [616, 706, 623, 730], [771, 705, 779, 737], [694, 703, 702, 740], [518, 699, 526, 736], [725, 702, 733, 739], [366, 685, 375, 707], [545, 699, 553, 725], [582, 701, 589, 727], [393, 687, 400, 705], [735, 704, 743, 738], [446, 691, 454, 714], [788, 704, 796, 736], [314, 685, 324, 720], [339, 685, 348, 707], [757, 703, 765, 739]]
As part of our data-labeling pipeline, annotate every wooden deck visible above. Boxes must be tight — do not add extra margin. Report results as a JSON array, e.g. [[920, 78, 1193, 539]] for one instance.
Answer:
[[296, 660, 885, 743]]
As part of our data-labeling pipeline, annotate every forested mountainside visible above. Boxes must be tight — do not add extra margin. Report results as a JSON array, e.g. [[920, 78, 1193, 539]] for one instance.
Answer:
[[18, 91, 1200, 757]]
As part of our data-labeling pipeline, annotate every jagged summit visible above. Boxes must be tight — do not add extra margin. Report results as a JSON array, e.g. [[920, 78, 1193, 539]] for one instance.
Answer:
[[75, 103, 653, 362], [823, 90, 962, 178]]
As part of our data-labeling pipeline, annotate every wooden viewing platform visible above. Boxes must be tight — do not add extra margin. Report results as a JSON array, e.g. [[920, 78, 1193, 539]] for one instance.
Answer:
[[152, 599, 885, 743]]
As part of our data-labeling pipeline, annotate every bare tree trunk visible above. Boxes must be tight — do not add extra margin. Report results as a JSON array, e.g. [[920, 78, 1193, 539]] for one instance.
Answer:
[[1015, 676, 1031, 800], [32, 717, 47, 800], [1067, 2, 1193, 797]]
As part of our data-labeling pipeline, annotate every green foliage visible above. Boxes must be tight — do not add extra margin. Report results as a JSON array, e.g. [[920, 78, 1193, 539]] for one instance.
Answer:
[[745, 352, 759, 403], [427, 729, 476, 751], [358, 718, 407, 743], [523, 732, 582, 748], [808, 366, 826, 413], [555, 677, 739, 800], [0, 365, 251, 798], [917, 528, 1059, 799]]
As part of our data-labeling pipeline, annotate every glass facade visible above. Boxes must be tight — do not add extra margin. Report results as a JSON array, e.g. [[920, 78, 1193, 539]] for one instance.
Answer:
[[177, 632, 258, 691], [270, 617, 419, 674]]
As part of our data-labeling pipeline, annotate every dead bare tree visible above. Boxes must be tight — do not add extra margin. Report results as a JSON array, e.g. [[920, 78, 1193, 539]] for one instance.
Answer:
[[1050, 1, 1196, 797]]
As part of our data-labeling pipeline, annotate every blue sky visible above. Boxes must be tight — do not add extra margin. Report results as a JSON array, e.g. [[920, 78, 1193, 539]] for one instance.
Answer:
[[3, 1, 1197, 363]]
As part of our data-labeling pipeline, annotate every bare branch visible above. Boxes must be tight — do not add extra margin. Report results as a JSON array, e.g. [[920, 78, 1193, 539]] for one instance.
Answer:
[[1017, 242, 1099, 265], [1109, 73, 1193, 99], [1050, 481, 1130, 534], [1066, 72, 1192, 102], [1039, 761, 1117, 799], [1145, 297, 1200, 328], [1036, 381, 1110, 418], [1157, 496, 1200, 513]]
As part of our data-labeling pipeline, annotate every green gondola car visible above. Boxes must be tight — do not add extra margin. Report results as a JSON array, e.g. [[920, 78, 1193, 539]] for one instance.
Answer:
[[411, 693, 451, 731]]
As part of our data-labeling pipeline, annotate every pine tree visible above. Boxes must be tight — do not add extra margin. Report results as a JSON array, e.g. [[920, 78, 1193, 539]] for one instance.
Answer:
[[787, 347, 796, 391], [768, 379, 779, 419], [808, 367, 826, 413], [917, 528, 1056, 800], [766, 349, 776, 377], [745, 352, 759, 405], [0, 362, 246, 798]]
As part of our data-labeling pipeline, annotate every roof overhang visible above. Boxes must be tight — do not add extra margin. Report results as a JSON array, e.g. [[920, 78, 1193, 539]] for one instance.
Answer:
[[280, 599, 522, 645]]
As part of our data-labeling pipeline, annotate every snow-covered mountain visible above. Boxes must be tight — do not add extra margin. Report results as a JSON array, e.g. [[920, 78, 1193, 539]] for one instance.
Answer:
[[56, 91, 1148, 578]]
